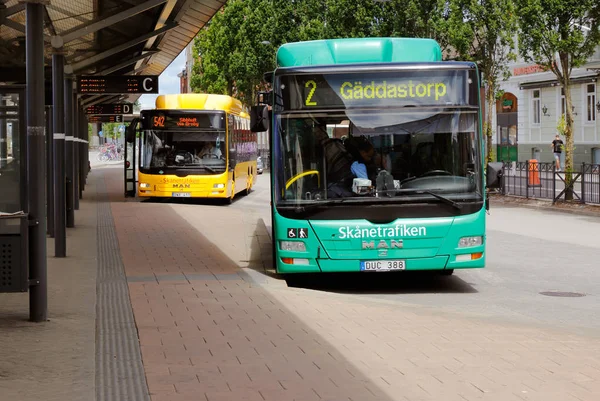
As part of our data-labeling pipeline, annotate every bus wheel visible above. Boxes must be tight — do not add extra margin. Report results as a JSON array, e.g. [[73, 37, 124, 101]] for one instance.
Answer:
[[440, 269, 454, 276]]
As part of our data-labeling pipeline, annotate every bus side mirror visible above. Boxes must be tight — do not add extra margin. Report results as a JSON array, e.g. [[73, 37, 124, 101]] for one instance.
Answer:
[[125, 118, 139, 142], [486, 162, 503, 189], [250, 105, 269, 132]]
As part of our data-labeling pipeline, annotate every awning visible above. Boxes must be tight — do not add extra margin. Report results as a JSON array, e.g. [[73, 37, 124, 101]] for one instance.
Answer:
[[0, 0, 226, 105], [518, 69, 598, 90]]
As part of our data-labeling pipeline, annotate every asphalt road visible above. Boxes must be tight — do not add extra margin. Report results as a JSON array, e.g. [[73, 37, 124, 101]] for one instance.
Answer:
[[232, 172, 600, 337]]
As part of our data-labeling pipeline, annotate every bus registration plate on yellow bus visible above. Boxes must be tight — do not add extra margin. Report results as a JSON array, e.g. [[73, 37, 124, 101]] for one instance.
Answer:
[[172, 192, 191, 197], [360, 260, 405, 271]]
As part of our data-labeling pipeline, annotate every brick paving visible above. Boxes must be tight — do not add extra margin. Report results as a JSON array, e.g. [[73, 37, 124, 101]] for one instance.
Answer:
[[103, 169, 600, 401]]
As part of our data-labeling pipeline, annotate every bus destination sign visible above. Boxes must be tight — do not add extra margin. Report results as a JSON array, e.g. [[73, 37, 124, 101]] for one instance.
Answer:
[[142, 111, 226, 130], [151, 115, 201, 128], [77, 76, 159, 94], [88, 115, 124, 123], [280, 69, 476, 110], [85, 103, 133, 115]]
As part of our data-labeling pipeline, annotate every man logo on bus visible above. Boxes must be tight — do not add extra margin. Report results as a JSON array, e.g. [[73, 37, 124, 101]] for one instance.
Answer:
[[362, 240, 403, 250], [173, 184, 191, 188]]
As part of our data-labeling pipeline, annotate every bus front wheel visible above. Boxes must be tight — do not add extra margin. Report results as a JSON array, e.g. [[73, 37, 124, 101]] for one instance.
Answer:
[[440, 269, 454, 276]]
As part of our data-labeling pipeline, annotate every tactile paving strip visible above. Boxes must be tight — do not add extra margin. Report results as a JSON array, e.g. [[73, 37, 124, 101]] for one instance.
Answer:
[[95, 172, 150, 401]]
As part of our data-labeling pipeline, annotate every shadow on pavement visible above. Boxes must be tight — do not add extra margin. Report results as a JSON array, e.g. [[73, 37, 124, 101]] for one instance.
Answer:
[[107, 175, 397, 401], [247, 218, 478, 295], [283, 272, 478, 295]]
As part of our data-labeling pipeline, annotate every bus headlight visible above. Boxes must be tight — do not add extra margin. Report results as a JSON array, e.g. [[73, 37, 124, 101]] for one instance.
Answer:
[[280, 241, 306, 252], [139, 183, 151, 189], [213, 183, 225, 189], [458, 236, 483, 248]]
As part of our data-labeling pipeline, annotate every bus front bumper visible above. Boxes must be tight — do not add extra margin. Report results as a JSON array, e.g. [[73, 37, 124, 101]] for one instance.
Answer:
[[138, 189, 229, 198], [276, 253, 485, 274]]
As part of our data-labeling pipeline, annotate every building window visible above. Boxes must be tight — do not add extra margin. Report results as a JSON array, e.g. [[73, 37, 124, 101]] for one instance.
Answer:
[[560, 87, 566, 117], [586, 83, 596, 123], [532, 89, 541, 125]]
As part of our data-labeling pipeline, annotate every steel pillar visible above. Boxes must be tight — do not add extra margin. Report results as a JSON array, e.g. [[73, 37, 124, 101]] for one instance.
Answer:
[[45, 105, 54, 237], [25, 1, 48, 322], [73, 98, 79, 210], [79, 110, 86, 195], [53, 52, 66, 257], [64, 76, 75, 228], [0, 99, 6, 169]]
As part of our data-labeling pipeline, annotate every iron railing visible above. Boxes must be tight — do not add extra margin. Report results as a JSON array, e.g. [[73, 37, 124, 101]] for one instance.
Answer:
[[499, 161, 600, 205]]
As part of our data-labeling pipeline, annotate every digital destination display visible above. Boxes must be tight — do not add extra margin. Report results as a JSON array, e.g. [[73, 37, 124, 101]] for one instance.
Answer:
[[279, 69, 477, 110], [151, 116, 201, 128], [85, 103, 133, 115], [88, 115, 123, 123], [77, 75, 159, 95], [141, 111, 226, 130]]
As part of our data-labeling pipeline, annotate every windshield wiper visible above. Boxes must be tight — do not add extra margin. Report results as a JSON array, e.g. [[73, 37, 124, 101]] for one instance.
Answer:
[[280, 199, 348, 213], [169, 165, 218, 173], [397, 189, 462, 210]]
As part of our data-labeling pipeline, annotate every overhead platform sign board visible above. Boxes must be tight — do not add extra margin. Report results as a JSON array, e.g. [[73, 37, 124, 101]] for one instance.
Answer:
[[77, 75, 159, 94], [85, 103, 134, 115], [88, 115, 124, 123]]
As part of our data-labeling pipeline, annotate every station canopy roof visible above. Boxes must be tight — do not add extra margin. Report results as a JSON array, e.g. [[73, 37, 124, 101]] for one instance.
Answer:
[[0, 0, 225, 106]]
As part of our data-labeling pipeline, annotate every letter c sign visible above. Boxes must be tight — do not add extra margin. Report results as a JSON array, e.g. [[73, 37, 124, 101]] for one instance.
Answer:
[[143, 77, 154, 92]]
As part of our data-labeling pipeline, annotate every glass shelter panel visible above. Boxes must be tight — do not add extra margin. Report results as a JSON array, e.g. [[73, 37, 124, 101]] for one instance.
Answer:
[[0, 90, 23, 214]]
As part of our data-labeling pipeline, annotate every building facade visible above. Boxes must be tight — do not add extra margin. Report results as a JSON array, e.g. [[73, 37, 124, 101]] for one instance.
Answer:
[[177, 43, 194, 93], [492, 47, 600, 166]]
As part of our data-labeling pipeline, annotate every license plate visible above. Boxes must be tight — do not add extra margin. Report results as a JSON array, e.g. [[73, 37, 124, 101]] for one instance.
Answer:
[[172, 192, 191, 197], [360, 260, 406, 271]]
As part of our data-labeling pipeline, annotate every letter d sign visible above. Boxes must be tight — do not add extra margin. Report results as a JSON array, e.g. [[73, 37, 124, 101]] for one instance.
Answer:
[[122, 104, 131, 114]]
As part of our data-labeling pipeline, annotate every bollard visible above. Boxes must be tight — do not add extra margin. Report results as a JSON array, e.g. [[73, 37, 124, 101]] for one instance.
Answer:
[[528, 159, 541, 187]]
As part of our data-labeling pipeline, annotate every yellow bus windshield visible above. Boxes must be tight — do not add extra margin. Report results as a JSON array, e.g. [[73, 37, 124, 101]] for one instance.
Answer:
[[140, 110, 227, 175]]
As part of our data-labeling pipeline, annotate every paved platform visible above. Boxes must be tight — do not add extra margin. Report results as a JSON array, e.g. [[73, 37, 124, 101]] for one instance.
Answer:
[[1, 164, 599, 401]]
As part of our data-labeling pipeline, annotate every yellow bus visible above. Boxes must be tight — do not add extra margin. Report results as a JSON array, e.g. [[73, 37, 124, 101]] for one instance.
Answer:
[[137, 93, 258, 203]]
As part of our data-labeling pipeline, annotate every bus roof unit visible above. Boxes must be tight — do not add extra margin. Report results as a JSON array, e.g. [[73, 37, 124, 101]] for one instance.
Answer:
[[276, 37, 443, 68], [155, 93, 244, 115]]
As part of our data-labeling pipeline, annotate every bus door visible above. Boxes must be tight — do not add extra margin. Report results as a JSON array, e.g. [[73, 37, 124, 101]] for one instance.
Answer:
[[124, 118, 139, 197]]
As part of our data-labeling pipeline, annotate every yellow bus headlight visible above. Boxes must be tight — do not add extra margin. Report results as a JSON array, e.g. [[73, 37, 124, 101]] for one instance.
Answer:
[[139, 183, 151, 189], [213, 183, 225, 189]]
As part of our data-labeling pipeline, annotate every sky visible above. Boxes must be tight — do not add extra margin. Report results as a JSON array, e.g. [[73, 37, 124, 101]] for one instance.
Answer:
[[138, 49, 187, 110]]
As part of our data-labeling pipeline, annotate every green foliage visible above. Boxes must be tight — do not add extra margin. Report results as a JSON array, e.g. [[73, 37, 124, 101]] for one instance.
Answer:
[[190, 0, 448, 107], [440, 0, 518, 165]]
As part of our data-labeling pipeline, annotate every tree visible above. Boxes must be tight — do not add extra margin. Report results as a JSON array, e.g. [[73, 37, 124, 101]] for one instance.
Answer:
[[189, 0, 450, 107], [440, 0, 518, 164], [515, 0, 600, 198]]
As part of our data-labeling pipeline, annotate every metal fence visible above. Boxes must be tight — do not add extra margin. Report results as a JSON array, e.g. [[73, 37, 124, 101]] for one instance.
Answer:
[[499, 161, 600, 205]]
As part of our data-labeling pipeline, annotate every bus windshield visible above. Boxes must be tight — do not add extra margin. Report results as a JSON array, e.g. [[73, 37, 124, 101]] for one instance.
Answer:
[[140, 112, 227, 175], [273, 109, 482, 206]]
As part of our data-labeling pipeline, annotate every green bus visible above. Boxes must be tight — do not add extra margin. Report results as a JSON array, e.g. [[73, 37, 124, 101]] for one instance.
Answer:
[[250, 38, 502, 281]]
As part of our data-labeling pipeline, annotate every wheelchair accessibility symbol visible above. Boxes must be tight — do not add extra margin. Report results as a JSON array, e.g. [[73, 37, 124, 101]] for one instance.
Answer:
[[287, 228, 309, 238]]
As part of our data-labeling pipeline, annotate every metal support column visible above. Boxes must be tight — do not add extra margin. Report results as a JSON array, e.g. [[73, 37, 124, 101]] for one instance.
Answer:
[[64, 76, 75, 228], [83, 114, 88, 190], [73, 99, 80, 210], [78, 109, 84, 197], [0, 98, 6, 169], [25, 1, 48, 322], [45, 105, 54, 237], [53, 52, 66, 257]]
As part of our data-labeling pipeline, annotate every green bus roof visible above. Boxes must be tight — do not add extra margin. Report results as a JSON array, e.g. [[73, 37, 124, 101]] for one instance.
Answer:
[[276, 37, 442, 68]]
